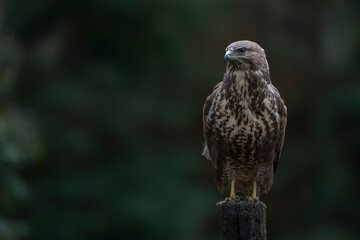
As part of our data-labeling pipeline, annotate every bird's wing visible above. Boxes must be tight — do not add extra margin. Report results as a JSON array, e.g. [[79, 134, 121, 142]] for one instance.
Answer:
[[270, 85, 287, 173], [202, 82, 221, 169], [273, 121, 286, 173]]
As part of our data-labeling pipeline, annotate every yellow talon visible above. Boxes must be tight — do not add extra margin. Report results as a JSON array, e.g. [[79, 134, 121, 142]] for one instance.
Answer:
[[216, 200, 227, 206], [229, 180, 237, 201], [252, 181, 257, 199], [247, 181, 258, 201], [216, 180, 239, 206]]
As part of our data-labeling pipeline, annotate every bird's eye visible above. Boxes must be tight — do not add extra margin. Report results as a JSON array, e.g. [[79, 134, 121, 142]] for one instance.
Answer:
[[238, 47, 247, 54]]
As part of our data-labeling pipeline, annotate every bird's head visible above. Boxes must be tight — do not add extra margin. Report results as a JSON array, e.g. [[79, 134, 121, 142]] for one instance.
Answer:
[[224, 40, 269, 72]]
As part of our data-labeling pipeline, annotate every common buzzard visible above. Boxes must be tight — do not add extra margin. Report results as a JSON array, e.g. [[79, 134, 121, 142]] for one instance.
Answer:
[[202, 40, 287, 204]]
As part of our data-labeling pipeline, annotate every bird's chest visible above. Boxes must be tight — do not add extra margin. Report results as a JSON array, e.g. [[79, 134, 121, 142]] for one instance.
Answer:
[[211, 94, 279, 146]]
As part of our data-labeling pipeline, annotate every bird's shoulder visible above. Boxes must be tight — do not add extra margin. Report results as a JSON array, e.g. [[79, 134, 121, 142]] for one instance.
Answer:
[[203, 82, 222, 117], [265, 84, 287, 113]]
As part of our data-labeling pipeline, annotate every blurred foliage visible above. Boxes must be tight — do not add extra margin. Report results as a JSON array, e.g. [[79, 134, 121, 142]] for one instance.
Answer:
[[0, 0, 359, 240], [0, 21, 43, 240]]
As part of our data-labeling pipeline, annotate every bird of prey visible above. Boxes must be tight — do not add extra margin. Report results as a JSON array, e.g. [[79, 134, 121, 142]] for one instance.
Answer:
[[202, 40, 287, 204]]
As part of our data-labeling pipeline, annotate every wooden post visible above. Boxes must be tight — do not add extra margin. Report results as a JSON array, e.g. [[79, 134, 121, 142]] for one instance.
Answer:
[[221, 201, 267, 240]]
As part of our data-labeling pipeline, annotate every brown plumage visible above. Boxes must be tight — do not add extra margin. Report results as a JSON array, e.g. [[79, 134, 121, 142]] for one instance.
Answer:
[[202, 40, 287, 199]]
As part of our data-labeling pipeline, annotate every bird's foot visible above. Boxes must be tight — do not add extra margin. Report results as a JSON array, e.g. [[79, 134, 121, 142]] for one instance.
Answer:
[[228, 195, 240, 202], [216, 196, 240, 206], [244, 196, 259, 202], [216, 197, 228, 206]]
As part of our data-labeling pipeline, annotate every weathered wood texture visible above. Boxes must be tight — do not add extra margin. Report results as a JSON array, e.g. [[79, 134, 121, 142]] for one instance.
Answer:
[[221, 201, 267, 240]]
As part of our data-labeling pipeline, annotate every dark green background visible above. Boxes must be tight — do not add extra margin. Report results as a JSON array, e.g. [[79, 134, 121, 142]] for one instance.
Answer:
[[0, 0, 359, 239]]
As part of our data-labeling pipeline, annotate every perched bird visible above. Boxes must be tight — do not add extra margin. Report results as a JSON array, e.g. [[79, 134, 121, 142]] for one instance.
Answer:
[[202, 40, 287, 204]]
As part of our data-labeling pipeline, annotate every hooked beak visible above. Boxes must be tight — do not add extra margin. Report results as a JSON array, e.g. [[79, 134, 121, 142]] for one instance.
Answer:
[[224, 50, 232, 64]]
